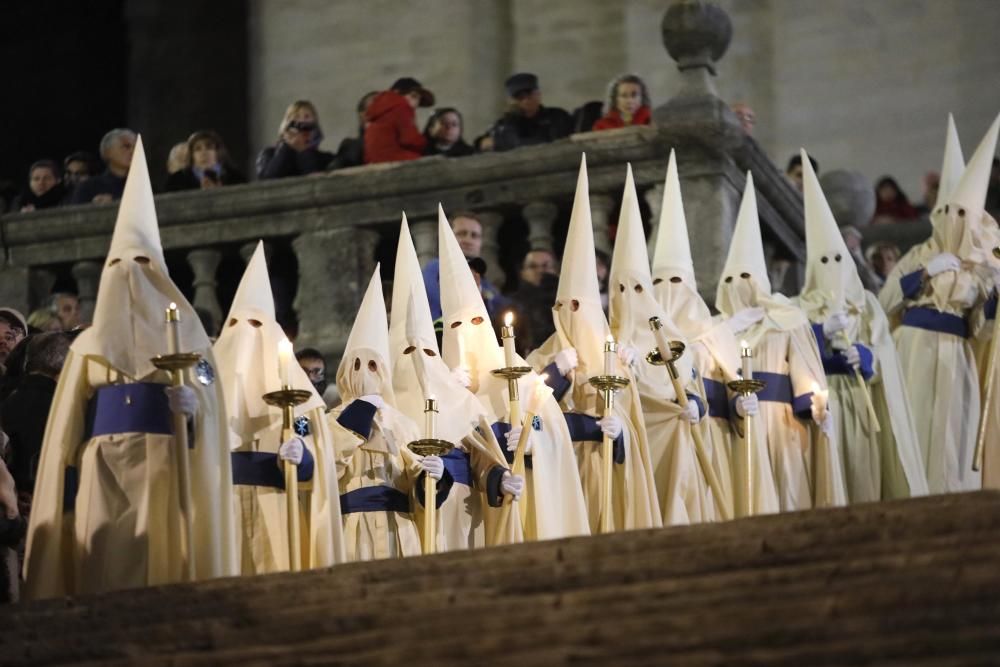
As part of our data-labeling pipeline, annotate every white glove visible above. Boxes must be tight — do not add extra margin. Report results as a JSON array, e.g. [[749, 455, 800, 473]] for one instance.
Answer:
[[597, 414, 623, 440], [554, 348, 578, 376], [165, 385, 198, 417], [844, 345, 861, 368], [420, 455, 444, 480], [926, 252, 961, 277], [504, 424, 533, 455], [358, 394, 384, 410], [501, 471, 524, 499], [726, 307, 766, 335], [684, 398, 701, 424], [734, 393, 759, 417], [810, 395, 828, 426], [617, 343, 638, 368], [277, 437, 304, 465], [450, 366, 472, 388], [822, 312, 850, 337], [817, 410, 834, 438]]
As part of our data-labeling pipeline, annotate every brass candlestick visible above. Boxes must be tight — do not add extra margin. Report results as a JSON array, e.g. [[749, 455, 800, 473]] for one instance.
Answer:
[[974, 247, 1000, 472], [727, 375, 766, 517], [649, 317, 733, 521], [152, 304, 202, 582], [491, 366, 532, 425], [407, 423, 454, 556], [262, 386, 313, 571], [588, 373, 630, 534]]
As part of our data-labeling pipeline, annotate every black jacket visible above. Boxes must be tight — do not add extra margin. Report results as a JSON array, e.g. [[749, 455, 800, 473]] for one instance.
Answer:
[[489, 106, 574, 152], [10, 183, 67, 212], [256, 142, 334, 179], [425, 139, 476, 158], [70, 170, 126, 204], [2, 374, 57, 493], [165, 166, 247, 192]]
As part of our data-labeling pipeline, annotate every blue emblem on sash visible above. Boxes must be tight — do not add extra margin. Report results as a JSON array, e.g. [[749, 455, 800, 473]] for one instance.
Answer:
[[294, 415, 311, 437]]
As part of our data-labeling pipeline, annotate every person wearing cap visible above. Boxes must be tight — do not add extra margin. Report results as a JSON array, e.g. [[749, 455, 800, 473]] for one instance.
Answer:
[[364, 77, 434, 165], [480, 73, 573, 153], [0, 308, 27, 368]]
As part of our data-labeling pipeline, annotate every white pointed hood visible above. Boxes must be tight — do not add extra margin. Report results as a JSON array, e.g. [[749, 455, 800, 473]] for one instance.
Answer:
[[938, 114, 966, 215], [651, 150, 714, 339], [214, 242, 324, 449], [390, 214, 488, 443], [72, 135, 210, 378], [937, 113, 1000, 261], [336, 264, 395, 404], [553, 154, 611, 377], [609, 163, 692, 399], [799, 148, 867, 317]]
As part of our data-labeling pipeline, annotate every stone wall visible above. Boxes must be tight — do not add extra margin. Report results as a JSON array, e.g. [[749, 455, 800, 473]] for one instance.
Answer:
[[250, 0, 1000, 199]]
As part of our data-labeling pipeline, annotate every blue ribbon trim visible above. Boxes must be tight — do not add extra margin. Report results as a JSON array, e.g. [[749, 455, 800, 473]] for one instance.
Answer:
[[703, 379, 730, 419], [84, 383, 173, 440], [902, 306, 969, 339], [340, 485, 411, 514], [337, 400, 377, 440], [542, 362, 571, 402], [231, 449, 314, 490], [900, 269, 924, 300], [564, 413, 624, 464]]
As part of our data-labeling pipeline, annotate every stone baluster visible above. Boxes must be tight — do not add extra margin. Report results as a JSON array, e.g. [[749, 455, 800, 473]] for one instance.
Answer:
[[522, 201, 558, 252], [186, 249, 222, 336], [476, 210, 506, 288], [410, 219, 437, 268], [643, 183, 665, 262], [292, 227, 379, 361], [28, 268, 57, 313], [71, 260, 103, 326], [590, 193, 615, 256]]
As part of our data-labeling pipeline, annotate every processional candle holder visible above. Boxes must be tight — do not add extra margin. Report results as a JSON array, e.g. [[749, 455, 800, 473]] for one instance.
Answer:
[[151, 302, 202, 581], [974, 245, 1000, 472], [262, 385, 313, 572], [589, 337, 630, 534], [649, 317, 733, 520], [727, 341, 766, 517], [407, 398, 455, 556]]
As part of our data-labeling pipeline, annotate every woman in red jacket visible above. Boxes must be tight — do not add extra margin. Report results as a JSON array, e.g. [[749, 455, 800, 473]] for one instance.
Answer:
[[364, 77, 435, 164], [592, 74, 652, 131]]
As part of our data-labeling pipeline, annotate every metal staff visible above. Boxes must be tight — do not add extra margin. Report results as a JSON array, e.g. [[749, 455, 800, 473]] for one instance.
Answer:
[[492, 364, 532, 534], [727, 344, 766, 518], [649, 317, 733, 521], [152, 303, 201, 581], [974, 247, 1000, 471], [588, 372, 629, 533], [494, 408, 536, 545], [407, 404, 453, 556], [836, 330, 881, 433]]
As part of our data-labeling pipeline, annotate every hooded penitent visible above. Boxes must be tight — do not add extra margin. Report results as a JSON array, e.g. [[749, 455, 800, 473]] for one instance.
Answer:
[[609, 163, 716, 524], [892, 115, 1000, 493], [716, 173, 845, 511], [213, 241, 343, 572], [526, 155, 661, 532], [328, 264, 423, 561], [650, 151, 779, 517], [24, 136, 237, 598], [796, 150, 928, 503], [434, 207, 589, 541]]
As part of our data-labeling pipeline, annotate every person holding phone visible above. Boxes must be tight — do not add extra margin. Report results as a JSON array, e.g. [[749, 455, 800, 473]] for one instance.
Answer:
[[256, 100, 335, 179], [165, 130, 246, 192]]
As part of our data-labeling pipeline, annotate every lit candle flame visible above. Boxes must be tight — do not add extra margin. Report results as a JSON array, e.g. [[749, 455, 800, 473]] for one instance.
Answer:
[[504, 312, 513, 327], [606, 334, 615, 343], [169, 302, 178, 311], [740, 339, 749, 350]]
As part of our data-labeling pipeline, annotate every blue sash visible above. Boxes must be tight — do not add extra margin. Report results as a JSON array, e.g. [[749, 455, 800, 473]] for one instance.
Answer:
[[340, 486, 410, 514], [442, 448, 472, 486], [84, 383, 172, 439], [902, 306, 970, 339]]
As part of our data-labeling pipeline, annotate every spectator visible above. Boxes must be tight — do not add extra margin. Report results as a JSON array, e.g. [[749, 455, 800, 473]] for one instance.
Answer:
[[424, 108, 475, 158], [867, 242, 901, 282], [917, 171, 940, 216], [508, 248, 560, 354], [786, 153, 818, 192], [332, 91, 378, 169], [423, 211, 507, 322], [25, 309, 61, 333], [364, 77, 434, 164], [872, 176, 919, 223], [731, 102, 756, 135], [592, 74, 652, 131], [166, 142, 189, 176], [62, 151, 98, 202], [71, 128, 136, 204], [11, 160, 66, 213], [480, 73, 573, 152], [257, 100, 335, 179], [842, 225, 883, 292], [571, 101, 604, 134], [2, 332, 70, 500], [295, 347, 327, 397], [47, 292, 80, 330], [0, 309, 27, 369], [166, 130, 246, 192]]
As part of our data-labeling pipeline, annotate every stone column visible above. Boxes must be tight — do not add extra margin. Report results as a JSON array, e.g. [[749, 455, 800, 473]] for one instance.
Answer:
[[0, 264, 30, 317], [476, 210, 506, 288], [522, 201, 558, 252], [590, 193, 615, 256], [29, 268, 57, 312], [643, 183, 665, 261], [186, 249, 222, 335], [410, 219, 437, 268], [71, 260, 102, 326], [292, 227, 379, 362]]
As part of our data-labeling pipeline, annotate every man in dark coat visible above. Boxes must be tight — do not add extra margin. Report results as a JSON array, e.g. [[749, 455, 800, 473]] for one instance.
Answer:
[[70, 129, 135, 204], [480, 73, 573, 152]]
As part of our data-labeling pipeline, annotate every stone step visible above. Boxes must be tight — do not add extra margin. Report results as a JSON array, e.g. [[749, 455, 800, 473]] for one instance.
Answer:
[[3, 492, 1000, 666]]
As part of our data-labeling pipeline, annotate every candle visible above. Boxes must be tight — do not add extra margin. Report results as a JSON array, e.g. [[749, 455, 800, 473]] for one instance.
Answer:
[[425, 396, 438, 439], [501, 312, 516, 368], [740, 339, 753, 381], [604, 335, 617, 376], [165, 302, 180, 354], [278, 337, 293, 388]]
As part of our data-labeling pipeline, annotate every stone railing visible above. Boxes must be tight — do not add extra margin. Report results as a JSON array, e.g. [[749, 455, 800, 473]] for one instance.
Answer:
[[0, 1, 816, 363]]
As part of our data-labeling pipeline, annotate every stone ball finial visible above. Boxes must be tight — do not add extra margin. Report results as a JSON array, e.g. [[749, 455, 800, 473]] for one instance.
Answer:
[[662, 0, 733, 75], [820, 170, 877, 229]]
